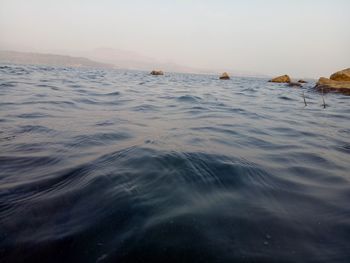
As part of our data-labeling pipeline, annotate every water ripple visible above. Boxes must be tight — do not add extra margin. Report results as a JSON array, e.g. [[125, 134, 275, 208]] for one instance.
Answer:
[[0, 64, 350, 262]]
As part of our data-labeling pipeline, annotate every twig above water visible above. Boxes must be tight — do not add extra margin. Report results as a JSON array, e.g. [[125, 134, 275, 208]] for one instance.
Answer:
[[302, 92, 307, 106], [321, 88, 326, 109]]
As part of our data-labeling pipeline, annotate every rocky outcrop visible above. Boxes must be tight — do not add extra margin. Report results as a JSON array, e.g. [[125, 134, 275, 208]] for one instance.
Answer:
[[150, 70, 164, 75], [219, 72, 230, 80], [298, 80, 307, 83], [330, 68, 350, 81], [269, 75, 291, 83], [315, 69, 350, 94], [315, 77, 350, 94]]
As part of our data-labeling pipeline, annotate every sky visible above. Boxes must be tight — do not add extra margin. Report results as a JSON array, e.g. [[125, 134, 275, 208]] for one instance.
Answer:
[[0, 0, 349, 78]]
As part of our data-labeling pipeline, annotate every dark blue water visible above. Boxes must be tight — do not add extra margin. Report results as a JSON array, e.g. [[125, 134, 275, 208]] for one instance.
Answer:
[[1, 64, 350, 263]]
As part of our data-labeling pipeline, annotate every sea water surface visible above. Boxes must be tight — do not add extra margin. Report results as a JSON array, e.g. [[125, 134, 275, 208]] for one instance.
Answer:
[[0, 64, 350, 262]]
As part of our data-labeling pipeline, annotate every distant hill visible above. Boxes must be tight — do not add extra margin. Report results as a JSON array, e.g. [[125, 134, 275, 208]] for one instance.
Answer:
[[0, 49, 269, 77], [77, 48, 269, 77], [77, 48, 200, 74], [0, 50, 113, 69]]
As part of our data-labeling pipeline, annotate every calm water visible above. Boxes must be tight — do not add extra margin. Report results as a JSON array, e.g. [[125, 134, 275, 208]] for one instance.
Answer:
[[1, 64, 350, 263]]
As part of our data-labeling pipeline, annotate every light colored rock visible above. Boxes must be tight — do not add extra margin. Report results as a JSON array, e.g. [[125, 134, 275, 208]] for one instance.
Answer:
[[315, 77, 350, 94], [219, 72, 230, 80], [330, 68, 350, 81], [150, 70, 164, 75], [269, 75, 291, 83]]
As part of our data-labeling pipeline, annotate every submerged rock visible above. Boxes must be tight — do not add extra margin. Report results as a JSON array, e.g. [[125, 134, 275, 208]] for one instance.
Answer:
[[219, 72, 230, 80], [269, 75, 291, 83], [315, 77, 350, 94], [150, 70, 164, 76], [330, 68, 350, 81], [287, 82, 302, 87], [298, 79, 307, 83]]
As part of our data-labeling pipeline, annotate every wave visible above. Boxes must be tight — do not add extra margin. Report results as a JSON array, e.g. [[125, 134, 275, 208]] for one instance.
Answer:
[[1, 64, 350, 262]]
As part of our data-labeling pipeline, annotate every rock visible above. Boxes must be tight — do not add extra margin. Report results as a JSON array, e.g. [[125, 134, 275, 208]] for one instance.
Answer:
[[150, 70, 164, 75], [219, 72, 230, 80], [287, 82, 302, 87], [269, 75, 291, 83], [330, 68, 350, 81], [315, 77, 350, 94], [298, 79, 307, 83], [314, 68, 350, 94]]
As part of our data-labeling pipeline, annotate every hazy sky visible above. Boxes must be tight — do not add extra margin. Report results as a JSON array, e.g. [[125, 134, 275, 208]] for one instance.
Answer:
[[0, 0, 349, 78]]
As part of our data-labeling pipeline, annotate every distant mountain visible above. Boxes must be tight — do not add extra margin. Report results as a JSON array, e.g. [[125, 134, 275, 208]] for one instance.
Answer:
[[77, 48, 201, 74], [0, 49, 269, 77], [78, 48, 269, 77], [0, 50, 113, 68]]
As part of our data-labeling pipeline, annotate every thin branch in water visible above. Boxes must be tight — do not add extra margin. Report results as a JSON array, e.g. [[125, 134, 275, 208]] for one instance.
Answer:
[[302, 92, 307, 106], [321, 88, 326, 109]]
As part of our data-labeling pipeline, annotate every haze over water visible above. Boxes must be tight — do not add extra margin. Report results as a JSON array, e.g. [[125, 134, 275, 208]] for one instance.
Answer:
[[1, 64, 350, 262], [1, 0, 349, 77]]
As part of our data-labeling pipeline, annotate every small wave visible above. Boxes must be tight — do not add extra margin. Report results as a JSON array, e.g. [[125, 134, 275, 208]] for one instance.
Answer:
[[15, 112, 53, 119], [16, 125, 56, 134], [0, 155, 61, 180], [278, 95, 294, 101], [0, 65, 31, 75], [0, 82, 17, 88], [74, 98, 100, 105], [336, 143, 350, 154], [38, 66, 56, 71], [37, 84, 60, 90], [177, 95, 202, 103], [105, 91, 121, 96], [131, 104, 159, 112], [189, 106, 208, 110], [68, 132, 133, 148], [20, 100, 76, 107], [95, 120, 115, 126], [191, 126, 240, 137]]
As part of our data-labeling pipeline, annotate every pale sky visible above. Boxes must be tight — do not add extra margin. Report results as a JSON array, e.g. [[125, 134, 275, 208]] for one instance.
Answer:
[[0, 0, 349, 78]]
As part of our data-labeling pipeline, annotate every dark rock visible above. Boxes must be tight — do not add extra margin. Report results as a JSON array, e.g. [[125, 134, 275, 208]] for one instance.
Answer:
[[219, 72, 230, 80], [150, 70, 164, 75], [287, 82, 302, 87]]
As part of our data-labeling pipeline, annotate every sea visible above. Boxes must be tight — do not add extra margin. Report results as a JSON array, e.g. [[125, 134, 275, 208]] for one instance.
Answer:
[[1, 64, 350, 262]]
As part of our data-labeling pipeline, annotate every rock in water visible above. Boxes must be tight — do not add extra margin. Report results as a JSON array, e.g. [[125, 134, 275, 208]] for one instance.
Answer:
[[315, 77, 350, 94], [298, 80, 307, 83], [150, 70, 164, 75], [315, 68, 350, 94], [219, 72, 230, 80], [287, 82, 302, 87], [269, 75, 291, 83], [330, 68, 350, 81]]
